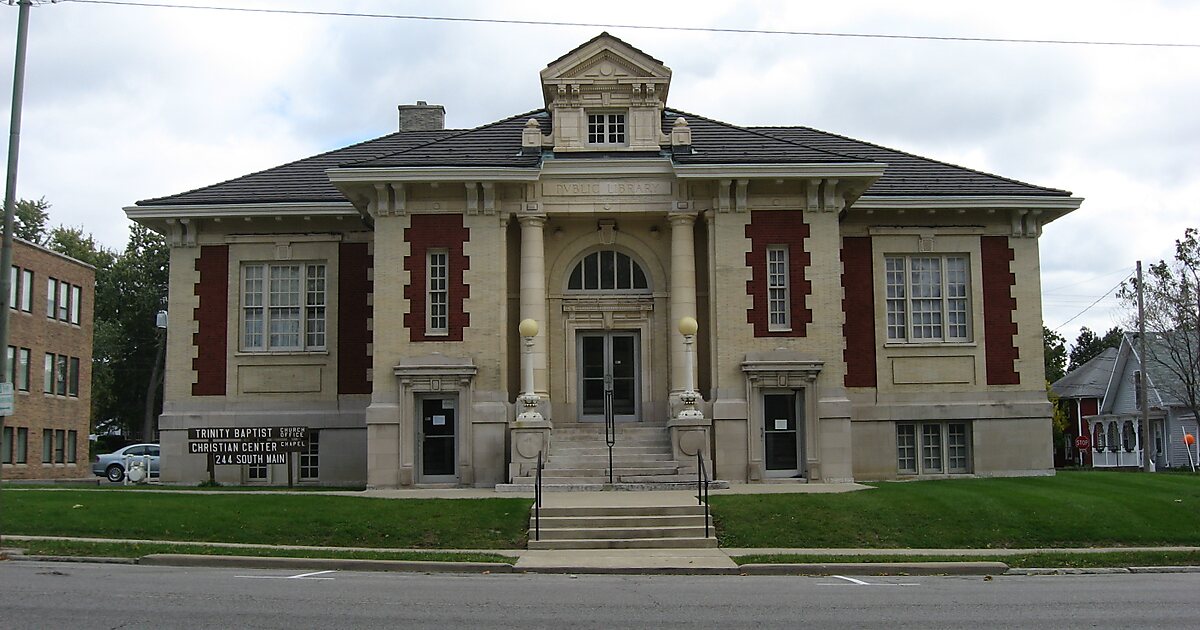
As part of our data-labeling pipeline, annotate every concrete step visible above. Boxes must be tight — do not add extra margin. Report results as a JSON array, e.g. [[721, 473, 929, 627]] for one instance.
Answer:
[[550, 446, 672, 456], [537, 467, 679, 478], [546, 455, 676, 465], [527, 537, 718, 550], [532, 514, 708, 528], [536, 504, 707, 517], [532, 525, 709, 541]]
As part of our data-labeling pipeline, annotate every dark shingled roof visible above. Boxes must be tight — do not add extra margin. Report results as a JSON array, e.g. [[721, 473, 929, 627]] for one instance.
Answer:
[[345, 110, 550, 168], [664, 110, 869, 165], [1052, 347, 1118, 399], [752, 125, 1071, 197], [136, 128, 460, 206], [138, 107, 1071, 206]]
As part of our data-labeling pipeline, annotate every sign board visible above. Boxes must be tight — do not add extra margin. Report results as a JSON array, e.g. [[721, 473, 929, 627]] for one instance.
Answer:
[[774, 418, 788, 431], [0, 382, 12, 416], [1075, 434, 1091, 450], [187, 426, 309, 466]]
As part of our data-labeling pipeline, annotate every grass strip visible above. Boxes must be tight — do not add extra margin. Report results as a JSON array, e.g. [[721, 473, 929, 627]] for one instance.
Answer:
[[711, 471, 1200, 548], [1, 484, 368, 492], [5, 539, 513, 564], [0, 490, 532, 549], [732, 550, 1200, 568]]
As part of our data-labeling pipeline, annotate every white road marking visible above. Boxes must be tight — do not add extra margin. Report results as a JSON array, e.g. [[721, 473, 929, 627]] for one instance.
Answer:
[[817, 576, 920, 587], [234, 570, 337, 580], [833, 575, 871, 585]]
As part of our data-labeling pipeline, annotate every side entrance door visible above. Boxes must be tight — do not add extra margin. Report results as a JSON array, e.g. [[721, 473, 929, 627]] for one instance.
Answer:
[[763, 391, 805, 478], [418, 396, 457, 483], [578, 331, 639, 422]]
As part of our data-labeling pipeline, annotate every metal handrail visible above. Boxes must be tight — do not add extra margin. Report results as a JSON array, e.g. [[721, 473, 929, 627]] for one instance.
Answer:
[[534, 449, 544, 541], [603, 382, 615, 484], [696, 451, 711, 539]]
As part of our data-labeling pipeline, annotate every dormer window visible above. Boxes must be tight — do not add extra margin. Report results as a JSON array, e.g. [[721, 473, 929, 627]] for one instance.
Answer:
[[587, 112, 626, 145]]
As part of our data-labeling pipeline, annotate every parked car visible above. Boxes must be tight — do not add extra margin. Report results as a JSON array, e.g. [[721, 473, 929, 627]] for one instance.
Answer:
[[93, 443, 160, 482]]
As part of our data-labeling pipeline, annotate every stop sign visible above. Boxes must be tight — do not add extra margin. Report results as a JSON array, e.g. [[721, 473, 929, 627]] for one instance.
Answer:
[[1075, 434, 1091, 450]]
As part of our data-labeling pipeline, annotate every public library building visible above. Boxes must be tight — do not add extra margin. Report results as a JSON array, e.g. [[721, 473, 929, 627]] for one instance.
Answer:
[[126, 34, 1080, 487]]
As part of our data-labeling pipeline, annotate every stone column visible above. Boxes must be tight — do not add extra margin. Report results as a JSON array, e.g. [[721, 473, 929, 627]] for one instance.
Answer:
[[511, 216, 553, 482], [669, 212, 699, 395], [518, 215, 549, 397]]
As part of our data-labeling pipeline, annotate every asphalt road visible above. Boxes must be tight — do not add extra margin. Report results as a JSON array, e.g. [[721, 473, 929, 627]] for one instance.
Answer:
[[1, 560, 1197, 629]]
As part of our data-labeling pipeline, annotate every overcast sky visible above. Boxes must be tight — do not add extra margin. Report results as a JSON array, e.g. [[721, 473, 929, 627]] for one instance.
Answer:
[[2, 0, 1197, 347]]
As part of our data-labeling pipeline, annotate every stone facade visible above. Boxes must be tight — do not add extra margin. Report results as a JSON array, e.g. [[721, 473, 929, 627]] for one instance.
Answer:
[[126, 34, 1080, 487], [1, 238, 94, 479]]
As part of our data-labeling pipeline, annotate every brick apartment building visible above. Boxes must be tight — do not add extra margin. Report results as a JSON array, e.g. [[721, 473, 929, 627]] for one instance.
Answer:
[[1, 237, 94, 479]]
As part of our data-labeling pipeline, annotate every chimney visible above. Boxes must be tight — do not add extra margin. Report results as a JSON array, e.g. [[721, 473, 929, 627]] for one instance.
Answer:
[[397, 101, 445, 132]]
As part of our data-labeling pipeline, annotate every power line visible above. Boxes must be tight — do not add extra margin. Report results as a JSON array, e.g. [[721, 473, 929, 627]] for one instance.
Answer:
[[57, 0, 1200, 49], [1043, 265, 1135, 294], [1052, 275, 1132, 332]]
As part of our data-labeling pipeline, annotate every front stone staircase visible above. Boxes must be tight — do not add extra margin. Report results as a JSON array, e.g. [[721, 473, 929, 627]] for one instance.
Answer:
[[527, 501, 716, 550]]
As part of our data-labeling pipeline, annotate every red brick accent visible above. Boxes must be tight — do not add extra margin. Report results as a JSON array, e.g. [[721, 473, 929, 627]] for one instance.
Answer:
[[981, 236, 1020, 385], [841, 237, 877, 387], [338, 242, 372, 394], [192, 245, 228, 396], [745, 210, 811, 337], [403, 215, 470, 341]]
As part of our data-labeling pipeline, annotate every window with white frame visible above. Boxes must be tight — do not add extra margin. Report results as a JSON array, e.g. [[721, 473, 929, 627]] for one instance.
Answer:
[[587, 112, 626, 145], [246, 463, 267, 481], [242, 263, 327, 351], [897, 422, 972, 474], [21, 269, 32, 312], [766, 246, 790, 331], [427, 250, 448, 335], [885, 255, 969, 342], [8, 266, 16, 310], [299, 431, 319, 480], [70, 285, 81, 324]]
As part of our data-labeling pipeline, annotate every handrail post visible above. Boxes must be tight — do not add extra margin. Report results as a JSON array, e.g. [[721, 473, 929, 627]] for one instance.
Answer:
[[696, 451, 711, 539], [535, 449, 543, 541], [604, 376, 615, 485]]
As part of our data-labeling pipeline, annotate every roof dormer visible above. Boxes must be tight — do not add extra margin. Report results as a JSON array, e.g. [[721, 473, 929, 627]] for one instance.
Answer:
[[537, 33, 672, 153]]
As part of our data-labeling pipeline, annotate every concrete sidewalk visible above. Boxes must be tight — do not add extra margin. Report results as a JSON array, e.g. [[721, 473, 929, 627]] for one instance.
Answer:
[[6, 535, 1200, 576]]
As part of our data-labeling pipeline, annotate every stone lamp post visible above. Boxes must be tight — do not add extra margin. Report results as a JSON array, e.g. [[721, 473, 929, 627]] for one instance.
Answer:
[[517, 318, 542, 423], [669, 316, 711, 476], [509, 318, 551, 481], [677, 316, 704, 422]]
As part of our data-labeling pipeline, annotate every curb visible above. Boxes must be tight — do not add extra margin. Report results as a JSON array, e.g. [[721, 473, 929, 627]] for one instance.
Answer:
[[739, 561, 1009, 576], [1005, 567, 1129, 575], [137, 553, 515, 574]]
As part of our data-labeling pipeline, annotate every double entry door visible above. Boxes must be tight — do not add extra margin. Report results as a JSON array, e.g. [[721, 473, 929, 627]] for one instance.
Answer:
[[578, 331, 640, 422]]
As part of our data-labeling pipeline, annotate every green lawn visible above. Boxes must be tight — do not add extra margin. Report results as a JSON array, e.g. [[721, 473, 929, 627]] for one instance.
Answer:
[[5, 539, 513, 564], [0, 491, 532, 549], [732, 551, 1200, 568], [711, 471, 1200, 548]]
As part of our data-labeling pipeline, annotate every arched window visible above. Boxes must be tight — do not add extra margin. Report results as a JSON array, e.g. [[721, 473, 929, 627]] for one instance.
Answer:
[[567, 250, 649, 292]]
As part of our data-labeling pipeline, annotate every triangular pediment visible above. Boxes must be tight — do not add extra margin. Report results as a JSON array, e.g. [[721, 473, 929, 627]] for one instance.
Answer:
[[540, 32, 671, 105]]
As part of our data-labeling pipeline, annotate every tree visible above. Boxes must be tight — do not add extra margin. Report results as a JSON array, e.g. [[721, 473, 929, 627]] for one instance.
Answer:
[[14, 197, 50, 244], [89, 224, 169, 440], [40, 213, 169, 441], [1044, 326, 1067, 384], [1068, 326, 1124, 371], [1118, 227, 1200, 427]]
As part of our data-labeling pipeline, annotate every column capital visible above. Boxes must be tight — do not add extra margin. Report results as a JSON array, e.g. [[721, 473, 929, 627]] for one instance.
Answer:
[[667, 211, 698, 226], [518, 214, 547, 228]]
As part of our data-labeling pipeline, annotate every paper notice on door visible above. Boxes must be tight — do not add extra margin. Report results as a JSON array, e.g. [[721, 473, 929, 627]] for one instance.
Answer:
[[432, 415, 446, 426], [774, 418, 788, 430], [444, 399, 455, 410]]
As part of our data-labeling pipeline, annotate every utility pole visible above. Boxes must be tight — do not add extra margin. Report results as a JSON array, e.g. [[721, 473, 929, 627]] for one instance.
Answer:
[[1137, 261, 1151, 472], [1, 0, 34, 488]]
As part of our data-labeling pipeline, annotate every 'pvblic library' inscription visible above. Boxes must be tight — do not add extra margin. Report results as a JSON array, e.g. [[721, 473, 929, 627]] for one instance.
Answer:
[[544, 180, 668, 196]]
